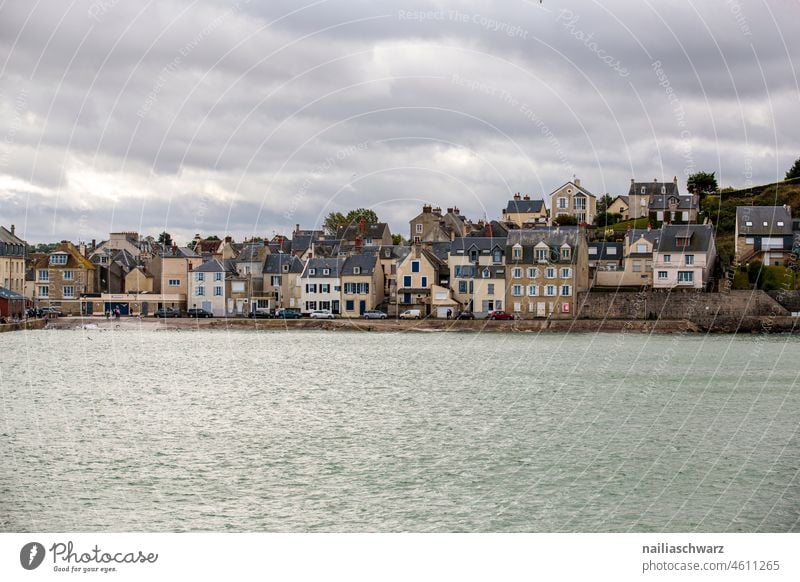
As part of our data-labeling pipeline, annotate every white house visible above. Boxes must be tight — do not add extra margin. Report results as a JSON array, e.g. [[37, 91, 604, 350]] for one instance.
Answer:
[[188, 259, 233, 316], [298, 257, 344, 314], [651, 224, 717, 290]]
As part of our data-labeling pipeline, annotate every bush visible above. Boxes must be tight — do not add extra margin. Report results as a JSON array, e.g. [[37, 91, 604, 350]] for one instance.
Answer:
[[732, 271, 750, 290], [748, 260, 764, 287]]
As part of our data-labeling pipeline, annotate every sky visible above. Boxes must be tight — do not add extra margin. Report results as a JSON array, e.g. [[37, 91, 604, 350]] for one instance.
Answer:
[[0, 0, 798, 244]]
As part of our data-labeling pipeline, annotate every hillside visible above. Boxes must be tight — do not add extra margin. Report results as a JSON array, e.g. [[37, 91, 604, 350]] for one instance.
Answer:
[[702, 177, 800, 235]]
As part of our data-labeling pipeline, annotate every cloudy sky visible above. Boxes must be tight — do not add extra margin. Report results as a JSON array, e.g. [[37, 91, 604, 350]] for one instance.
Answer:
[[0, 0, 798, 244]]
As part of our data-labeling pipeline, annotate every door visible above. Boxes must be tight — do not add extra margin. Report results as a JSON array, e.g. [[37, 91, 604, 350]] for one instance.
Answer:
[[536, 302, 546, 317], [359, 300, 366, 315], [141, 302, 149, 316]]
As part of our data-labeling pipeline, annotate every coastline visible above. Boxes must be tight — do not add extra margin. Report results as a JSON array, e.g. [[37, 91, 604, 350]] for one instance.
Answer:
[[35, 315, 800, 334]]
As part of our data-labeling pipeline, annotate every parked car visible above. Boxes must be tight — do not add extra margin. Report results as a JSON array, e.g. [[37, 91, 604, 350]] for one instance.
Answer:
[[399, 309, 421, 319], [40, 307, 63, 317], [455, 311, 474, 320], [362, 310, 387, 319], [154, 308, 181, 318], [186, 308, 213, 318], [310, 309, 335, 319], [273, 309, 301, 319], [249, 308, 272, 319], [486, 310, 514, 320]]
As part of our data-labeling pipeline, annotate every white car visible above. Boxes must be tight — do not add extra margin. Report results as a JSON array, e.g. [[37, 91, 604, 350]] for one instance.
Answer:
[[309, 309, 335, 319]]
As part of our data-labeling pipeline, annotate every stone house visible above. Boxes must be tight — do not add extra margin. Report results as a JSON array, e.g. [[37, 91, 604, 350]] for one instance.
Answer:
[[501, 194, 548, 227], [32, 242, 96, 315], [549, 179, 597, 225], [734, 206, 794, 266], [340, 254, 385, 317]]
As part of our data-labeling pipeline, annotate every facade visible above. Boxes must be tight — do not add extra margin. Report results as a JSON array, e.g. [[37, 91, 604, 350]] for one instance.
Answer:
[[606, 196, 629, 220], [125, 266, 154, 294], [395, 245, 448, 315], [449, 237, 507, 314], [262, 253, 304, 311], [627, 177, 682, 220], [235, 242, 269, 313], [649, 193, 700, 224], [336, 220, 393, 253], [652, 224, 717, 290], [409, 205, 470, 244], [501, 194, 548, 227], [505, 227, 589, 318], [549, 179, 597, 225], [150, 245, 202, 297], [188, 259, 236, 316], [340, 254, 385, 317], [588, 242, 624, 287], [734, 206, 794, 266], [298, 258, 344, 314], [0, 225, 26, 295], [32, 242, 96, 315]]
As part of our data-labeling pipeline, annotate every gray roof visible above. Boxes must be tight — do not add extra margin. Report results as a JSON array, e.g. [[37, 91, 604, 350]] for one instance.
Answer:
[[237, 243, 267, 263], [652, 224, 715, 253], [336, 223, 390, 242], [455, 265, 506, 279], [0, 287, 25, 300], [505, 227, 583, 264], [627, 229, 661, 256], [0, 226, 26, 245], [649, 194, 698, 210], [192, 259, 228, 273], [552, 181, 596, 198], [341, 254, 379, 276], [611, 195, 629, 206], [376, 245, 411, 261], [303, 257, 344, 278], [451, 237, 507, 253], [263, 253, 303, 274], [428, 241, 452, 262], [629, 180, 680, 197], [588, 242, 623, 261], [160, 246, 199, 258], [503, 198, 545, 214], [736, 206, 793, 236]]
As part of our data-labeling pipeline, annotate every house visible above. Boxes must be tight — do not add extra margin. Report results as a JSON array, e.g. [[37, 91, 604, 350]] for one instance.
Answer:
[[652, 224, 717, 290], [0, 225, 26, 295], [299, 257, 344, 314], [734, 206, 794, 266], [395, 245, 448, 316], [336, 219, 393, 253], [549, 179, 597, 225], [191, 235, 238, 260], [0, 287, 25, 319], [505, 227, 589, 318], [376, 245, 411, 305], [449, 237, 507, 315], [150, 244, 202, 298], [235, 242, 269, 313], [409, 205, 470, 244], [32, 242, 96, 315], [92, 232, 143, 260], [649, 193, 700, 224], [501, 194, 548, 227], [125, 266, 154, 294], [262, 253, 305, 311], [90, 248, 138, 293], [606, 196, 629, 220], [290, 227, 325, 260], [588, 242, 624, 287], [340, 254, 385, 317], [188, 259, 238, 316], [616, 229, 660, 287]]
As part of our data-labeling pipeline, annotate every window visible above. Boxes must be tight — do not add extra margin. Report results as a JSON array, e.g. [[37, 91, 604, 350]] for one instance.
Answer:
[[777, 221, 785, 227], [512, 268, 522, 279], [636, 244, 646, 253], [560, 285, 571, 296], [661, 186, 666, 194], [663, 254, 671, 263], [512, 285, 523, 296], [403, 276, 412, 287], [346, 300, 354, 311], [745, 221, 753, 227], [546, 268, 555, 278], [487, 283, 495, 295], [492, 249, 502, 263], [557, 197, 567, 209], [545, 285, 556, 296], [402, 293, 411, 304], [411, 261, 420, 273], [641, 186, 646, 194], [39, 286, 49, 297], [63, 270, 74, 281], [745, 237, 754, 244], [49, 253, 67, 265], [38, 269, 49, 282], [270, 276, 282, 286], [214, 286, 223, 296], [560, 268, 571, 278], [282, 264, 290, 273], [413, 236, 420, 244], [574, 197, 586, 209], [762, 221, 768, 227], [512, 245, 522, 260], [309, 268, 316, 276], [527, 267, 538, 278], [682, 211, 689, 221], [535, 248, 548, 261], [678, 271, 694, 283], [607, 247, 617, 255], [168, 279, 180, 286], [421, 276, 428, 287], [305, 284, 317, 293], [658, 271, 668, 279], [527, 285, 538, 296], [196, 272, 205, 281], [482, 269, 490, 279], [656, 211, 664, 221], [306, 301, 317, 311], [353, 266, 361, 275], [63, 285, 75, 298], [415, 223, 423, 233], [561, 247, 570, 260], [195, 287, 205, 296], [632, 261, 641, 272], [589, 247, 597, 256], [685, 254, 694, 265], [100, 256, 108, 264], [458, 281, 468, 293], [214, 272, 222, 281], [320, 284, 330, 293], [676, 237, 690, 247], [469, 250, 478, 262], [323, 268, 330, 276]]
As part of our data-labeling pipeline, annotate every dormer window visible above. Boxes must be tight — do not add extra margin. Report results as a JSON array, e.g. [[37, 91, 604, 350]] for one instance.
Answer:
[[676, 236, 690, 247], [561, 247, 571, 260], [482, 268, 490, 279], [323, 268, 330, 276], [492, 249, 502, 263], [469, 249, 478, 262], [50, 253, 68, 265], [282, 264, 289, 272], [534, 248, 548, 261], [309, 268, 316, 275], [384, 248, 391, 258], [354, 266, 361, 275], [762, 221, 768, 227], [641, 186, 646, 194], [512, 244, 522, 260], [661, 186, 666, 194], [777, 221, 785, 227], [745, 221, 752, 226]]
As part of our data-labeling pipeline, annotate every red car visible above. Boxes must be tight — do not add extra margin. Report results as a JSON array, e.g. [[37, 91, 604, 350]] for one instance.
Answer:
[[487, 310, 514, 320]]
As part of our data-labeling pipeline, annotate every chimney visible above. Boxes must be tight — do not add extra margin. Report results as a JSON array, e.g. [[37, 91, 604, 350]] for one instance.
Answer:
[[355, 235, 362, 253], [575, 178, 581, 187], [513, 193, 521, 201], [10, 225, 15, 236], [485, 223, 493, 238], [91, 239, 96, 250], [432, 206, 442, 215], [224, 236, 232, 243], [446, 207, 453, 214], [79, 242, 86, 257], [295, 224, 300, 234], [172, 243, 177, 255], [523, 194, 530, 200], [630, 178, 635, 185], [453, 206, 459, 214], [423, 204, 432, 214], [673, 176, 678, 184]]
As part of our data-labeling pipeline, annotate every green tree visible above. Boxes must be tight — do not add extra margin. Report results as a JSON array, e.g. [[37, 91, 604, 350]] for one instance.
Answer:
[[594, 212, 622, 229], [391, 234, 407, 245], [553, 215, 578, 226], [323, 208, 380, 235], [748, 260, 764, 288], [597, 194, 613, 214], [786, 157, 800, 180], [687, 171, 718, 196], [158, 231, 173, 247]]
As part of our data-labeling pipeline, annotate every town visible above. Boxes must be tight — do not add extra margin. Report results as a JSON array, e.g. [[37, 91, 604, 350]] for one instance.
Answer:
[[2, 173, 800, 328]]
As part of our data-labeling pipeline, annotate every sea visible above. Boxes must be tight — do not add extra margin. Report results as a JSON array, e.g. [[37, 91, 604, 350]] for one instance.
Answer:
[[1, 328, 798, 532]]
